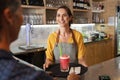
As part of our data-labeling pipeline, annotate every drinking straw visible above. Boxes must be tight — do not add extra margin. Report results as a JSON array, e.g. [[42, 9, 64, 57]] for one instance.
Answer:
[[58, 44, 62, 56]]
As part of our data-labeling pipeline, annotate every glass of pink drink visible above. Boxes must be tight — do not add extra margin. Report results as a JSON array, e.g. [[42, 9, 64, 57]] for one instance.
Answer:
[[60, 55, 70, 72]]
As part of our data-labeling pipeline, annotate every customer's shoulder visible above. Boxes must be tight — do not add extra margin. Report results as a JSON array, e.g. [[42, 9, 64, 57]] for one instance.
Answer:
[[12, 60, 53, 80], [0, 59, 49, 80]]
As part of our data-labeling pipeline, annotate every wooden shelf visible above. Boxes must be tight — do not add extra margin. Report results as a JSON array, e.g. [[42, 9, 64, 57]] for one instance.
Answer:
[[92, 10, 105, 13], [73, 9, 89, 12], [22, 0, 92, 24], [93, 0, 105, 2], [21, 5, 44, 9], [45, 7, 57, 10]]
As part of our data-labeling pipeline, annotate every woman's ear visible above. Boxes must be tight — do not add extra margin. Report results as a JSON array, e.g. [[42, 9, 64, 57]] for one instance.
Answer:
[[3, 8, 13, 25], [69, 16, 73, 22]]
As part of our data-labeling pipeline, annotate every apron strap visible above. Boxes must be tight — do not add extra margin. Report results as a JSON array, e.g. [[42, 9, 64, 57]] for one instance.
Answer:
[[55, 29, 77, 48], [71, 29, 78, 61], [70, 29, 78, 50], [56, 29, 60, 46], [71, 29, 77, 46]]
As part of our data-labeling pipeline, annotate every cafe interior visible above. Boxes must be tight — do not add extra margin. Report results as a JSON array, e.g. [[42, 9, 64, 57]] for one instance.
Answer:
[[10, 0, 120, 80]]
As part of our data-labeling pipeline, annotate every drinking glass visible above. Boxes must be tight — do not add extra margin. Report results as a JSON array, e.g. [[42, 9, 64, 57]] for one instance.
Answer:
[[60, 55, 70, 72]]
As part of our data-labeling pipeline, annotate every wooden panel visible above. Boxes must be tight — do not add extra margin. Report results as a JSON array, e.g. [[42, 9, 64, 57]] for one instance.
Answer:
[[84, 39, 114, 66], [102, 0, 117, 23], [84, 43, 95, 66], [104, 40, 114, 60], [95, 25, 115, 57], [94, 41, 105, 64]]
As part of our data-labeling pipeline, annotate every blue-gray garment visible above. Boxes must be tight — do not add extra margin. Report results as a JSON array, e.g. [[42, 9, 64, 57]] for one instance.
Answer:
[[53, 42, 77, 63], [0, 49, 53, 80]]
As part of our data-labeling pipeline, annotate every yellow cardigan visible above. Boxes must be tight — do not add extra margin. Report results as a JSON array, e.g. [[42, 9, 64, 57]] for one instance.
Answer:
[[45, 29, 85, 62]]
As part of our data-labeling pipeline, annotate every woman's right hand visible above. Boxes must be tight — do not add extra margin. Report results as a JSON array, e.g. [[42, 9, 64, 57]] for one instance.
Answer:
[[43, 59, 53, 70]]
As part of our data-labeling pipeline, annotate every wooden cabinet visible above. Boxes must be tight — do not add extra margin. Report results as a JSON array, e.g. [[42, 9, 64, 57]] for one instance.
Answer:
[[103, 40, 114, 60], [84, 43, 96, 66], [21, 0, 92, 25], [94, 41, 106, 64], [84, 39, 114, 66]]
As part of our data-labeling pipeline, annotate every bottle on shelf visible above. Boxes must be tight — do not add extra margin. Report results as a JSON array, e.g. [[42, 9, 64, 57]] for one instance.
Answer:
[[21, 0, 27, 5], [29, 0, 44, 6], [99, 2, 104, 10], [79, 0, 84, 9], [84, 0, 90, 9], [73, 0, 90, 9], [21, 0, 44, 6], [92, 2, 104, 11], [73, 0, 77, 9]]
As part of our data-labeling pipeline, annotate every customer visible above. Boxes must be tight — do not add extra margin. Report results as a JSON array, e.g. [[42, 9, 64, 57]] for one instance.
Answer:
[[43, 5, 87, 70], [0, 0, 53, 80]]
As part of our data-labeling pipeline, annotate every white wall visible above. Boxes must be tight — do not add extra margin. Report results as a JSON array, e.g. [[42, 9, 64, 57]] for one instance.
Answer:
[[10, 24, 95, 49]]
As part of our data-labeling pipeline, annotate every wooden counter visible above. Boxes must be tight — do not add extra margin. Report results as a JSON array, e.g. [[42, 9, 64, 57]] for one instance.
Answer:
[[11, 47, 46, 68], [84, 39, 114, 66], [11, 39, 114, 68]]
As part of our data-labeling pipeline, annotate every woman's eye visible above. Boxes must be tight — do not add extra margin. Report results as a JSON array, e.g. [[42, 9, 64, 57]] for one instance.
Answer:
[[63, 14, 68, 17], [56, 14, 68, 18], [56, 14, 60, 17]]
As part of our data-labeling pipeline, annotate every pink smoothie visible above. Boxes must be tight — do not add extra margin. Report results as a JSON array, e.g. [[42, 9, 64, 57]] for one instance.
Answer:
[[60, 55, 70, 72]]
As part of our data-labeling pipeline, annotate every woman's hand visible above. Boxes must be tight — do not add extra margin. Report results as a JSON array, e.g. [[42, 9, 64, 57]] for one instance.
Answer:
[[43, 59, 53, 70], [67, 73, 80, 80], [78, 57, 88, 67]]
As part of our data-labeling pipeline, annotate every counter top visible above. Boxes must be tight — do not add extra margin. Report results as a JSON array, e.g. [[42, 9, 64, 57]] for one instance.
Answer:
[[13, 53, 118, 80], [84, 38, 112, 44], [11, 38, 111, 55], [83, 56, 120, 80], [11, 46, 46, 55], [55, 56, 120, 80]]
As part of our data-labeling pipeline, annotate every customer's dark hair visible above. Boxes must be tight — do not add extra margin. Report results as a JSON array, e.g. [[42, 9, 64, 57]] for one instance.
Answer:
[[0, 0, 20, 15], [57, 5, 73, 26], [0, 0, 20, 29]]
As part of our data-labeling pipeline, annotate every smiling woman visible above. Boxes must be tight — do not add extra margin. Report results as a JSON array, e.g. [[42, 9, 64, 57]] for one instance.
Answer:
[[43, 5, 88, 71]]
